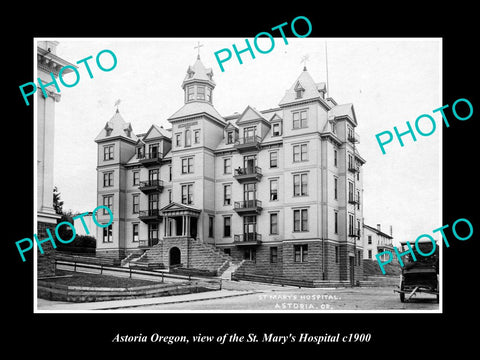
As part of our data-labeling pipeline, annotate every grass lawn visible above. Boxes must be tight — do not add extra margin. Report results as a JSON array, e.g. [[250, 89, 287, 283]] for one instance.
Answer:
[[41, 270, 163, 288]]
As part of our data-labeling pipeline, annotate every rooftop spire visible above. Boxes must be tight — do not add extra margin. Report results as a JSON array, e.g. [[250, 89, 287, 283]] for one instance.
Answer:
[[301, 54, 309, 71], [194, 41, 203, 60]]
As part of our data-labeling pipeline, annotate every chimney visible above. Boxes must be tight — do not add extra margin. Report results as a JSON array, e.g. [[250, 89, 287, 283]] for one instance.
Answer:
[[390, 225, 393, 237], [377, 224, 381, 232]]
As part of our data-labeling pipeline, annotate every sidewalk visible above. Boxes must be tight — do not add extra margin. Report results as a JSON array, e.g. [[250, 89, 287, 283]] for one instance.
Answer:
[[36, 288, 259, 311]]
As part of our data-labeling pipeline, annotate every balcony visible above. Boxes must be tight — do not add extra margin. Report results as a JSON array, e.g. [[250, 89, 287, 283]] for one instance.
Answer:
[[138, 209, 162, 223], [138, 179, 164, 194], [348, 227, 361, 238], [138, 238, 159, 248], [233, 166, 263, 183], [138, 152, 164, 167], [348, 163, 360, 173], [233, 200, 263, 215], [234, 233, 262, 246], [234, 135, 262, 152], [347, 131, 360, 144], [348, 194, 360, 205]]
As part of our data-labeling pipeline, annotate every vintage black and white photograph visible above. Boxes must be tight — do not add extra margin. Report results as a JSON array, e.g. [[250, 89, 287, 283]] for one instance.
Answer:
[[33, 37, 442, 313]]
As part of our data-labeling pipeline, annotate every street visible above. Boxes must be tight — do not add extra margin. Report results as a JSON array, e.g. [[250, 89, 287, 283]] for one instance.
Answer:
[[37, 279, 440, 312]]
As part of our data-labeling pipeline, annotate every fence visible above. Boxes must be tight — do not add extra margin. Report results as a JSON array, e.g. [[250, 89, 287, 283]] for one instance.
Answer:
[[53, 258, 222, 290]]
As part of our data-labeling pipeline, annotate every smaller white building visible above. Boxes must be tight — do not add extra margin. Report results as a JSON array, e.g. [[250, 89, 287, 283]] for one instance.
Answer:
[[363, 223, 394, 261]]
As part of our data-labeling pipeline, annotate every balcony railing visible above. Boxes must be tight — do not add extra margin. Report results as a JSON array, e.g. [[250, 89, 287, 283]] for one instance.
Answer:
[[138, 238, 159, 247], [347, 131, 360, 144], [138, 209, 162, 223], [348, 194, 360, 205], [233, 166, 263, 183], [348, 227, 361, 238], [234, 233, 262, 245], [348, 163, 360, 173], [138, 179, 164, 193], [234, 135, 262, 152], [138, 151, 164, 166], [233, 200, 263, 215]]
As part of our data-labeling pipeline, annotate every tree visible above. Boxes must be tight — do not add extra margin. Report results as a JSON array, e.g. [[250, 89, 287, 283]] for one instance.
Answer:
[[53, 186, 64, 215]]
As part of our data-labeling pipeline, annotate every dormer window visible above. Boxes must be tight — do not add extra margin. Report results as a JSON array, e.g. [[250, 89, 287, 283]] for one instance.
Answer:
[[272, 123, 282, 136], [105, 127, 112, 136], [124, 129, 131, 137], [227, 131, 234, 144], [294, 81, 305, 99]]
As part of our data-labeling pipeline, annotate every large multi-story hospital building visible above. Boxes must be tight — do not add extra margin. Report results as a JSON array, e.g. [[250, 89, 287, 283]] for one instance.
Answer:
[[94, 54, 366, 283]]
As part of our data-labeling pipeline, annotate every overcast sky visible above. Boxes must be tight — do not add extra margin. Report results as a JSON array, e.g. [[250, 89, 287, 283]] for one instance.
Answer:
[[45, 37, 441, 246]]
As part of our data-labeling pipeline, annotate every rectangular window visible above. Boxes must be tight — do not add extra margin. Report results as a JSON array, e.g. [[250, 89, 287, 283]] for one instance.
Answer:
[[103, 172, 113, 187], [149, 168, 159, 182], [244, 126, 256, 140], [223, 216, 231, 237], [294, 244, 308, 262], [197, 86, 205, 100], [334, 149, 338, 167], [348, 181, 354, 202], [227, 131, 234, 144], [270, 247, 278, 263], [349, 214, 354, 235], [103, 224, 113, 243], [270, 151, 278, 168], [270, 213, 278, 234], [168, 189, 172, 204], [224, 184, 231, 205], [335, 246, 339, 263], [334, 177, 338, 200], [224, 158, 231, 174], [182, 157, 194, 174], [368, 235, 372, 245], [272, 123, 281, 136], [293, 110, 307, 129], [185, 129, 191, 147], [133, 171, 140, 186], [132, 194, 139, 214], [368, 249, 372, 259], [244, 248, 256, 261], [169, 166, 172, 181], [348, 153, 354, 170], [187, 86, 194, 101], [270, 179, 278, 201], [176, 133, 181, 147], [103, 195, 113, 214], [148, 193, 159, 210], [356, 190, 361, 209], [206, 87, 212, 102], [293, 144, 308, 162], [293, 173, 308, 196], [181, 184, 193, 205], [132, 223, 139, 242], [103, 145, 114, 160], [357, 250, 361, 266], [334, 211, 338, 234], [293, 209, 308, 232], [194, 130, 200, 144], [149, 223, 159, 241], [209, 216, 214, 237]]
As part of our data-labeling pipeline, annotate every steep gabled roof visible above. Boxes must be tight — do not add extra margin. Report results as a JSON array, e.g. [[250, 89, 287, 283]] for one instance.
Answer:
[[279, 68, 327, 107], [94, 110, 138, 143], [236, 105, 269, 126], [327, 103, 357, 126]]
